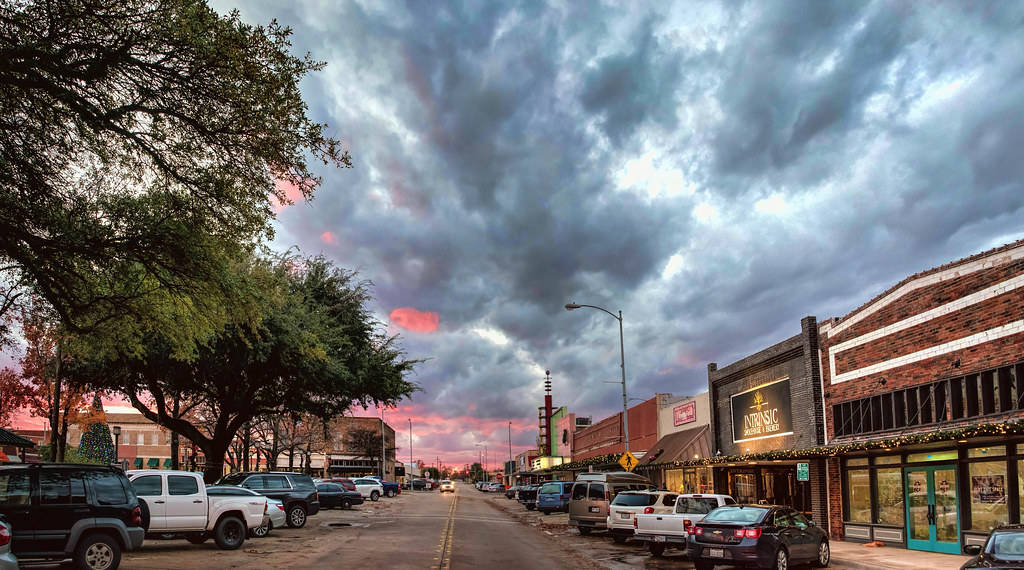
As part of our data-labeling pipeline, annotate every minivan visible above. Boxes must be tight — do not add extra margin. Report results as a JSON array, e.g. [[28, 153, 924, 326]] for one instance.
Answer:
[[568, 471, 653, 535], [536, 481, 572, 514]]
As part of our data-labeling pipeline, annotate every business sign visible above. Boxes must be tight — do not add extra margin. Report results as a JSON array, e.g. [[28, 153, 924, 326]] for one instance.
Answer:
[[673, 401, 697, 426], [797, 462, 809, 481], [730, 378, 794, 443]]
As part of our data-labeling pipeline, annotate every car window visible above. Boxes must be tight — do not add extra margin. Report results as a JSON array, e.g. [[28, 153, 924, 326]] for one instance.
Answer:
[[792, 512, 811, 529], [571, 483, 587, 500], [168, 475, 199, 496], [676, 497, 721, 514], [990, 533, 1024, 561], [263, 476, 289, 490], [39, 471, 83, 505], [87, 471, 129, 505], [289, 476, 315, 490], [219, 473, 248, 486], [240, 475, 263, 489], [774, 510, 793, 527], [724, 497, 736, 505], [703, 506, 768, 524], [610, 492, 655, 507], [0, 471, 30, 507], [539, 483, 560, 494], [132, 475, 163, 497], [317, 483, 339, 492], [661, 494, 678, 507], [588, 483, 605, 500]]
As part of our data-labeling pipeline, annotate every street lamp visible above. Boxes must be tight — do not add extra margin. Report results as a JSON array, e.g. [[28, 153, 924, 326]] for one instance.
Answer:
[[565, 302, 631, 452], [112, 426, 121, 464]]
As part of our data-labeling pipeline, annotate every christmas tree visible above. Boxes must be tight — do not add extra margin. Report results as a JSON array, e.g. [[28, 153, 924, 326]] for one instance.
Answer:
[[78, 395, 115, 465]]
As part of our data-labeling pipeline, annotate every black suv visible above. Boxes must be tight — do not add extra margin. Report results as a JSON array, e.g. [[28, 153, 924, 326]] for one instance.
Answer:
[[0, 463, 145, 570], [217, 472, 320, 528]]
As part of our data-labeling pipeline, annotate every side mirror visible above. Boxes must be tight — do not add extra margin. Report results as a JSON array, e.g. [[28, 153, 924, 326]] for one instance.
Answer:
[[807, 520, 815, 526], [963, 544, 982, 556]]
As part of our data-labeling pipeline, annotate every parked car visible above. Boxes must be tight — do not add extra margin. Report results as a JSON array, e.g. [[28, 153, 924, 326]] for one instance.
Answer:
[[568, 471, 653, 535], [634, 493, 735, 555], [517, 485, 540, 510], [128, 470, 266, 550], [604, 490, 679, 544], [505, 485, 519, 499], [411, 478, 432, 491], [216, 471, 321, 528], [352, 477, 385, 501], [687, 505, 829, 570], [962, 524, 1024, 569], [0, 515, 18, 570], [0, 463, 145, 570], [440, 480, 455, 493], [488, 482, 504, 493], [316, 482, 365, 509], [536, 481, 573, 515], [365, 476, 402, 497], [320, 477, 357, 492], [206, 485, 285, 538]]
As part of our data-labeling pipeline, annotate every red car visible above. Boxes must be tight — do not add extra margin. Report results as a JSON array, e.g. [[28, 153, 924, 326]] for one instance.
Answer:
[[321, 478, 357, 492]]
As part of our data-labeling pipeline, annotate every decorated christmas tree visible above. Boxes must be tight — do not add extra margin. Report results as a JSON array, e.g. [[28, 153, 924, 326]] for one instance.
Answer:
[[78, 395, 115, 465]]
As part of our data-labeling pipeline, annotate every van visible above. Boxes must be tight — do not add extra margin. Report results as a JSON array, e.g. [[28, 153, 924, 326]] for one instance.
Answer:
[[568, 471, 653, 535], [536, 481, 573, 514]]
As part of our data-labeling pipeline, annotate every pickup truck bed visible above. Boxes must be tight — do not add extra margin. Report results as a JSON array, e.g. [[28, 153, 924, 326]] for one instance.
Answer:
[[633, 494, 734, 556]]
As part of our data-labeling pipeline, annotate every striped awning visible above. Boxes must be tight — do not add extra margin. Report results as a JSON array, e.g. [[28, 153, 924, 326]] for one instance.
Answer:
[[133, 458, 143, 467], [163, 458, 173, 468], [147, 458, 160, 468]]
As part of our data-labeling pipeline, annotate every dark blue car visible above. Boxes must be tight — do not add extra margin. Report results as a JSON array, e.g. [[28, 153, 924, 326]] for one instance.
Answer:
[[536, 481, 573, 514]]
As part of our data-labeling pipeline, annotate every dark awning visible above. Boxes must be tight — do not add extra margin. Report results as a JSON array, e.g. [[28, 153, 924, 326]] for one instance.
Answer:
[[133, 458, 144, 467], [636, 425, 712, 469], [163, 458, 173, 468], [0, 427, 36, 449], [147, 458, 160, 468]]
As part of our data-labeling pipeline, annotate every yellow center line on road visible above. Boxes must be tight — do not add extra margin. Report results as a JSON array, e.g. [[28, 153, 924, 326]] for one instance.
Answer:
[[431, 493, 458, 570]]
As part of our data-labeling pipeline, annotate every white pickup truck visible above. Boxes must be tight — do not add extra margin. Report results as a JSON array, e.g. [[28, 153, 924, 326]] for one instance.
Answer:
[[128, 470, 268, 550], [633, 493, 735, 557]]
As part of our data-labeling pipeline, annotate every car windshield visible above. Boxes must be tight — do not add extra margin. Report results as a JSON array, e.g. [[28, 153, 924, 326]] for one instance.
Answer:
[[990, 533, 1024, 561], [611, 492, 655, 507], [539, 483, 562, 494], [441, 480, 452, 484], [218, 473, 247, 486], [677, 497, 721, 514], [702, 506, 768, 524]]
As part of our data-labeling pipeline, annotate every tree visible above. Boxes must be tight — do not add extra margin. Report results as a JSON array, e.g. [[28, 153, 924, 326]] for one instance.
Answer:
[[0, 0, 349, 353], [77, 396, 115, 465], [469, 462, 485, 482], [345, 426, 384, 475], [422, 467, 440, 480], [79, 254, 418, 482], [0, 367, 33, 427]]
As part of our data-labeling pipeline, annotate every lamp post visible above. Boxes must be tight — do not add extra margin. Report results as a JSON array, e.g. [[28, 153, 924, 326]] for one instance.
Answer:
[[112, 426, 121, 465], [408, 418, 413, 477], [565, 302, 631, 452]]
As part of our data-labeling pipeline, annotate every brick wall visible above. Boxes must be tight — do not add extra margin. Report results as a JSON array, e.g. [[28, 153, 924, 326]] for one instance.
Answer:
[[826, 456, 843, 539], [572, 396, 660, 460]]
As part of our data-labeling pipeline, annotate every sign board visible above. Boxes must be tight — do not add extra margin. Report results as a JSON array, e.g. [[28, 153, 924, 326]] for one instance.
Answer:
[[673, 401, 697, 426], [797, 462, 809, 482], [618, 451, 639, 472], [730, 378, 794, 443]]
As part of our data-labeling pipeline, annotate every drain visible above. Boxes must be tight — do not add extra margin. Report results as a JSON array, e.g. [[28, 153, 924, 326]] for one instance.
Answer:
[[328, 522, 352, 527]]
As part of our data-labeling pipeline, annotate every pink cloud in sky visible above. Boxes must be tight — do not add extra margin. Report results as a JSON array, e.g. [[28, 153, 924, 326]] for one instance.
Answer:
[[389, 307, 439, 333], [320, 231, 337, 245], [270, 178, 307, 213]]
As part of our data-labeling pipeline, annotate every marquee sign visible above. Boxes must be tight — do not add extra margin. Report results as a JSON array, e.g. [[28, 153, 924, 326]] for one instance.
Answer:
[[730, 378, 794, 443], [673, 401, 697, 426]]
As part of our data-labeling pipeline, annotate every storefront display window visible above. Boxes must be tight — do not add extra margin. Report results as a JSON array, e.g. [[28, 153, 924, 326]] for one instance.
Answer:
[[970, 461, 1008, 531], [875, 468, 903, 525], [846, 458, 868, 467], [846, 469, 871, 523], [874, 456, 900, 465], [968, 446, 1006, 458], [729, 472, 756, 504], [907, 450, 958, 463], [666, 467, 713, 494]]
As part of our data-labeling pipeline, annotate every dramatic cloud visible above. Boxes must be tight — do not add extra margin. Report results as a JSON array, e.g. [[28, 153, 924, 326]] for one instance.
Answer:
[[193, 0, 1024, 466]]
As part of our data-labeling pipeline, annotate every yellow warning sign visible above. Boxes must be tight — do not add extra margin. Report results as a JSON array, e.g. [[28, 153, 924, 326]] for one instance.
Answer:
[[618, 451, 638, 472]]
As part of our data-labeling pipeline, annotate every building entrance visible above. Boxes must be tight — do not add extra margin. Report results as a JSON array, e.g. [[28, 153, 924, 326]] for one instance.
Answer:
[[906, 465, 959, 554]]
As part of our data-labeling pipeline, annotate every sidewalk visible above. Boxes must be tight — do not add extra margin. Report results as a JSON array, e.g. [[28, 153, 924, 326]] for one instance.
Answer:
[[831, 540, 970, 570]]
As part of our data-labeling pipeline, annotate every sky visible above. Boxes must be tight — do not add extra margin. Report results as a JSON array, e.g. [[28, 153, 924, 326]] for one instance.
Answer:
[[10, 1, 1024, 471]]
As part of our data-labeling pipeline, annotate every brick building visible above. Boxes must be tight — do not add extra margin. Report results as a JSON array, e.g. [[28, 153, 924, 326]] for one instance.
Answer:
[[571, 395, 667, 461], [820, 240, 1024, 554], [707, 317, 828, 527]]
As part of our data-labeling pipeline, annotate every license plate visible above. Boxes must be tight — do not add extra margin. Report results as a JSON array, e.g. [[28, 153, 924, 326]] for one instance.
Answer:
[[654, 535, 666, 542], [619, 512, 631, 519], [589, 506, 600, 513], [708, 548, 724, 558]]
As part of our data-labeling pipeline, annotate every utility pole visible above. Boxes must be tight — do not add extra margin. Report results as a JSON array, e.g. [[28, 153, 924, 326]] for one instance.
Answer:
[[408, 419, 412, 477]]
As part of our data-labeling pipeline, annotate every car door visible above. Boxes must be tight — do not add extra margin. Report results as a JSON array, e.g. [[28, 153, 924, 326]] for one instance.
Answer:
[[166, 475, 206, 530], [32, 469, 89, 554], [0, 469, 33, 553], [131, 474, 166, 530], [260, 475, 291, 502], [791, 511, 820, 561], [772, 509, 806, 560], [657, 493, 678, 514]]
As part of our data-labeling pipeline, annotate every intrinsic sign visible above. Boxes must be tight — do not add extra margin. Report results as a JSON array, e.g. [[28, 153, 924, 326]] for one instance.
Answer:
[[730, 378, 794, 443], [618, 451, 639, 472]]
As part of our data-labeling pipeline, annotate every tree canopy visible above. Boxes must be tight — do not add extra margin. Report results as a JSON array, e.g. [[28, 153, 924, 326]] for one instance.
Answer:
[[0, 0, 349, 350]]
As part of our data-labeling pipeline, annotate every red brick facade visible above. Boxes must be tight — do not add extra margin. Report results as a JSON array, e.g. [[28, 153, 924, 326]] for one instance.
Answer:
[[571, 396, 660, 461]]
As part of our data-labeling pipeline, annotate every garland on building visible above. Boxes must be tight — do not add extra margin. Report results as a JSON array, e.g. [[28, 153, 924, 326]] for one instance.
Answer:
[[78, 396, 115, 465], [639, 419, 1024, 470], [534, 453, 620, 473]]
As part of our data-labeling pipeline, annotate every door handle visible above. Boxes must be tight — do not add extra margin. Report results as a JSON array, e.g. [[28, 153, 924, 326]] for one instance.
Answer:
[[193, 500, 204, 503], [154, 500, 165, 504]]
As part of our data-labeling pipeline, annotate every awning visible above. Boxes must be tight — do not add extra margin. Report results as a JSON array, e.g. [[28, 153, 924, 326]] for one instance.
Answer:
[[147, 458, 160, 468], [0, 427, 36, 449], [637, 425, 712, 469], [133, 458, 144, 468], [163, 458, 173, 468]]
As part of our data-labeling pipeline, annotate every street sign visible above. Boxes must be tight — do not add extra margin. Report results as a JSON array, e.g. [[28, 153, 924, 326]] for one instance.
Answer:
[[797, 462, 809, 481], [618, 451, 639, 472]]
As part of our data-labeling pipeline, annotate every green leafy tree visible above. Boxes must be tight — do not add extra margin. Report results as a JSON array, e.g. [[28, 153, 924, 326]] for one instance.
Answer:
[[469, 462, 485, 482], [78, 396, 116, 465], [0, 0, 349, 351], [76, 254, 418, 482]]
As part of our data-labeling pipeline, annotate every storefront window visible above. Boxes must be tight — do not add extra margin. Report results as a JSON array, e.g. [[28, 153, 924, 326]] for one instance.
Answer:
[[874, 456, 900, 465], [907, 450, 958, 462], [846, 469, 871, 523], [666, 469, 682, 493], [970, 461, 1008, 531], [666, 467, 713, 493], [729, 472, 756, 504], [846, 458, 869, 467], [875, 468, 903, 525], [968, 446, 1006, 458]]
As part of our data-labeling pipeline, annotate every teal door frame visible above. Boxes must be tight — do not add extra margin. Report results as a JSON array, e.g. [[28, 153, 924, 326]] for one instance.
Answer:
[[905, 465, 960, 554]]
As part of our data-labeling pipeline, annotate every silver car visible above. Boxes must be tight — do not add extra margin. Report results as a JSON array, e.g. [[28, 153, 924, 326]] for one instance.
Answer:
[[0, 515, 18, 570], [206, 485, 284, 538]]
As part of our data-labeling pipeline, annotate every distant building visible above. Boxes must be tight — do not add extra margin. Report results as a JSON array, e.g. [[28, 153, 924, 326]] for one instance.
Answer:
[[571, 394, 671, 462]]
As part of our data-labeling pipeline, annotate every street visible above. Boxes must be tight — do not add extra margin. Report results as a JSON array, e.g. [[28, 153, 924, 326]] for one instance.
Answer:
[[107, 482, 863, 569]]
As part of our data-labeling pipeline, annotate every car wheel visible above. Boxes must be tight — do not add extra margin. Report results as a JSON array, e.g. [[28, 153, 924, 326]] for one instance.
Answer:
[[386, 489, 396, 498], [612, 534, 626, 544], [774, 547, 789, 570], [370, 490, 380, 502], [250, 519, 271, 538], [287, 504, 308, 528], [648, 542, 665, 556], [814, 541, 830, 568], [75, 533, 121, 570], [137, 498, 151, 532], [540, 509, 550, 515], [525, 503, 535, 510], [578, 526, 591, 536], [186, 533, 208, 544], [694, 562, 715, 570], [342, 498, 352, 510], [213, 516, 246, 550]]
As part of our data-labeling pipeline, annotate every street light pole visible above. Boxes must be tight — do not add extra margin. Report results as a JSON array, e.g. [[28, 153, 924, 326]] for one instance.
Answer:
[[112, 426, 120, 465], [565, 302, 631, 453], [408, 418, 413, 477]]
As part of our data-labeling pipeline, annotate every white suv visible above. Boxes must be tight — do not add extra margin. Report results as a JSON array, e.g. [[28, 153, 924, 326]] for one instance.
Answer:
[[439, 480, 455, 493]]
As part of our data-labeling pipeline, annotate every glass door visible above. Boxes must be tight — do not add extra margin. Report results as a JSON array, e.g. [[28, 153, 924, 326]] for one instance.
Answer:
[[906, 466, 960, 554]]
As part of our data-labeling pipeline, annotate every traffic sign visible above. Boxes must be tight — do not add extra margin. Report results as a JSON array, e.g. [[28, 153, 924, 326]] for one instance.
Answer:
[[797, 462, 809, 481], [618, 451, 639, 472]]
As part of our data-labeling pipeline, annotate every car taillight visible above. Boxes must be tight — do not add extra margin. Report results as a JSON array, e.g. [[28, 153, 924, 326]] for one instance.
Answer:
[[276, 503, 285, 511], [605, 490, 611, 501], [686, 524, 696, 535], [694, 526, 704, 536], [131, 505, 143, 527], [744, 528, 762, 539], [0, 523, 10, 547], [683, 519, 692, 529], [643, 506, 654, 514], [734, 529, 745, 537], [633, 517, 638, 529]]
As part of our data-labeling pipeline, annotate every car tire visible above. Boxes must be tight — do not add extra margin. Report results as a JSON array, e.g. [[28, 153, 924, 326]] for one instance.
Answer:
[[386, 489, 396, 498], [694, 562, 715, 570], [612, 534, 627, 544], [540, 509, 550, 515], [75, 533, 121, 570], [287, 504, 308, 528], [578, 526, 591, 536], [213, 516, 246, 550], [137, 499, 151, 532], [250, 520, 271, 538], [774, 547, 789, 570], [186, 533, 208, 544], [370, 490, 380, 502], [814, 541, 830, 568], [525, 503, 535, 511], [342, 498, 352, 510], [648, 542, 665, 556]]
